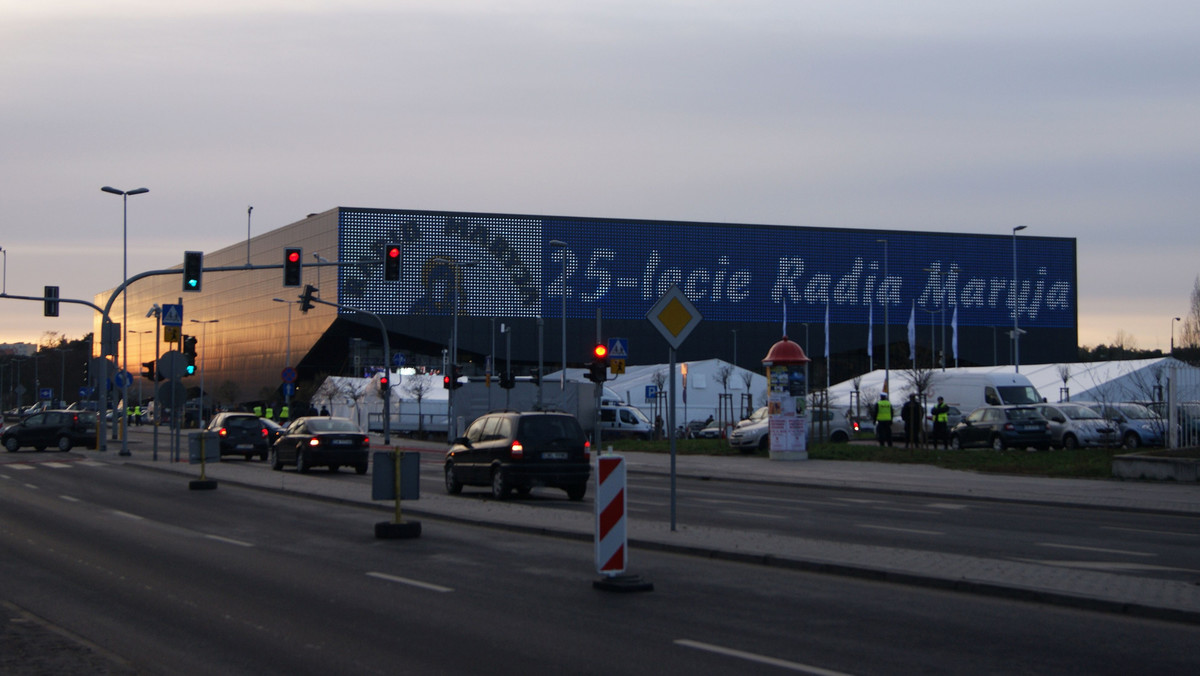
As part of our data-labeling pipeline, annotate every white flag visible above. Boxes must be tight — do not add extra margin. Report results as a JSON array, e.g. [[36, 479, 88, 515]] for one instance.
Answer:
[[782, 301, 788, 337], [951, 305, 959, 361], [907, 302, 916, 362]]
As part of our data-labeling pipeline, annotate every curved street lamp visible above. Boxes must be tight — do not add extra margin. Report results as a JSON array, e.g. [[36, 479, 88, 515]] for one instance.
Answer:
[[102, 185, 149, 457]]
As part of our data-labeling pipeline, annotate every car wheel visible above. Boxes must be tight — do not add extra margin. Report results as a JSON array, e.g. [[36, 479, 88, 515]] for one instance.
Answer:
[[491, 468, 511, 500], [991, 435, 1005, 452], [758, 435, 769, 451], [565, 483, 587, 501], [355, 463, 368, 475], [444, 463, 463, 495], [1123, 432, 1141, 449], [949, 434, 962, 450], [297, 449, 311, 473], [1062, 434, 1078, 450], [4, 437, 18, 452], [830, 430, 849, 444], [270, 448, 283, 471], [56, 436, 73, 452]]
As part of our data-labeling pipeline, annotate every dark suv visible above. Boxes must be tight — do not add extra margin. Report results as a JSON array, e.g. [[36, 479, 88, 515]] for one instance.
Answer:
[[950, 405, 1051, 451], [2, 410, 98, 452], [205, 412, 270, 460], [445, 411, 591, 500]]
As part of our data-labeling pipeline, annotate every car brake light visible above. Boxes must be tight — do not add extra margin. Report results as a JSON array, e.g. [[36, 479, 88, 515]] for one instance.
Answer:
[[309, 438, 321, 447], [852, 421, 860, 432], [1004, 423, 1015, 431], [261, 428, 268, 438], [584, 440, 591, 461], [218, 428, 228, 437], [511, 440, 524, 459], [363, 436, 370, 449]]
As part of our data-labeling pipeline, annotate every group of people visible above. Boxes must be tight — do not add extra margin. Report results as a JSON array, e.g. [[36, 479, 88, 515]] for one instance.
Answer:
[[873, 393, 952, 449]]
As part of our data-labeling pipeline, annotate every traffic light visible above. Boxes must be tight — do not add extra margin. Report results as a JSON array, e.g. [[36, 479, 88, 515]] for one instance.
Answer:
[[443, 365, 463, 390], [284, 247, 302, 287], [499, 371, 515, 389], [183, 251, 203, 292], [183, 335, 198, 376], [442, 373, 453, 389], [299, 284, 316, 313], [528, 368, 540, 385], [586, 343, 609, 383], [44, 285, 59, 317], [383, 243, 401, 281], [142, 360, 156, 380], [379, 372, 390, 393]]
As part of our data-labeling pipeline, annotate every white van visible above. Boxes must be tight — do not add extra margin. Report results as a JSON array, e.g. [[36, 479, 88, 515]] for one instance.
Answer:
[[927, 372, 1042, 414], [598, 399, 654, 439]]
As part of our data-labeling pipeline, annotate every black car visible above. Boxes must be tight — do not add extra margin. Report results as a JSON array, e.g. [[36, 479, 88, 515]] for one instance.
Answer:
[[270, 416, 370, 474], [205, 412, 270, 460], [950, 405, 1052, 451], [444, 411, 591, 501], [2, 410, 98, 452]]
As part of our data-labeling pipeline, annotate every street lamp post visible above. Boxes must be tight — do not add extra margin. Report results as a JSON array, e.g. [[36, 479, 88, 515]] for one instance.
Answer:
[[273, 298, 294, 414], [133, 330, 152, 413], [102, 185, 148, 457], [1012, 225, 1028, 373], [549, 240, 568, 390], [1171, 316, 1182, 355], [433, 257, 477, 439], [876, 239, 889, 391], [189, 319, 219, 426], [1, 245, 7, 295]]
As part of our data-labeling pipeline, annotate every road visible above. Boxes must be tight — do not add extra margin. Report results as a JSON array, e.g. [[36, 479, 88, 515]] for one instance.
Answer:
[[3, 451, 1199, 674]]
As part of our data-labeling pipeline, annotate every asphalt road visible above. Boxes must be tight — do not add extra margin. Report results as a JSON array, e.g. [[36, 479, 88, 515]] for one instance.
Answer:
[[3, 453, 1200, 675]]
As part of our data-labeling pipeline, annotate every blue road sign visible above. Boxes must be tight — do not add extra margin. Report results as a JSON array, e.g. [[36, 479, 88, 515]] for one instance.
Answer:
[[282, 382, 296, 397], [645, 384, 658, 403], [608, 338, 629, 359], [161, 304, 184, 327], [392, 352, 406, 368], [39, 388, 53, 400]]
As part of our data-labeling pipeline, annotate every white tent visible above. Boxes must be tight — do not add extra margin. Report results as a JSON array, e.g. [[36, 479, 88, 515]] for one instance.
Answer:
[[825, 358, 1200, 415]]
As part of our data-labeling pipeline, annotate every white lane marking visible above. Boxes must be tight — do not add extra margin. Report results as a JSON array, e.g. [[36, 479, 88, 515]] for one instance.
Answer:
[[205, 534, 254, 548], [835, 498, 885, 504], [24, 483, 39, 490], [1101, 526, 1200, 538], [1037, 542, 1155, 557], [43, 462, 73, 469], [723, 510, 791, 519], [110, 510, 145, 521], [78, 461, 106, 467], [366, 571, 454, 593], [7, 464, 36, 471], [926, 503, 969, 510], [870, 506, 940, 515], [675, 639, 855, 675], [1013, 558, 1200, 574], [59, 495, 81, 502], [857, 524, 944, 536]]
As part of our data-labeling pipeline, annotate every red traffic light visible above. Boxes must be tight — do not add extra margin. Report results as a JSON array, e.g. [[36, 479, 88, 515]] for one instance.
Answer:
[[593, 344, 608, 359], [386, 246, 400, 259], [287, 250, 301, 263]]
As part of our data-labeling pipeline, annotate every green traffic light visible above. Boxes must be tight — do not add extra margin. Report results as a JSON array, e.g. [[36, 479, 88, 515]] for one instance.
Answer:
[[187, 279, 198, 288], [186, 365, 196, 375]]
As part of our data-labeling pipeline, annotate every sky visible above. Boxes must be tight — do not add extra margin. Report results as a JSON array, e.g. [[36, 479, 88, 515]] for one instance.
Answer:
[[3, 0, 1198, 352]]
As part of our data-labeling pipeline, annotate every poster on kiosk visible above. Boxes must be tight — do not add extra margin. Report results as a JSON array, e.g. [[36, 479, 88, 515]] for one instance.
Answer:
[[767, 365, 807, 460]]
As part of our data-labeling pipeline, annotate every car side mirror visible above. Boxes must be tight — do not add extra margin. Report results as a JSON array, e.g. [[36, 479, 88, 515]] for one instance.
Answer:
[[451, 436, 471, 447]]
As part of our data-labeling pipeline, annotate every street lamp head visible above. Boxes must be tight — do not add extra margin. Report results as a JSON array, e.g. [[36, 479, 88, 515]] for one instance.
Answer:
[[272, 298, 289, 304], [101, 186, 123, 195], [1013, 225, 1028, 233], [549, 240, 567, 247], [101, 186, 149, 196]]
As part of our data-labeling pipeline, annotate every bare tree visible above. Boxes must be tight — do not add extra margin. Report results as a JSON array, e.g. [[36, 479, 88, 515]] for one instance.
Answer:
[[403, 375, 434, 435], [1056, 364, 1071, 403], [716, 363, 734, 393], [902, 365, 937, 446], [1183, 275, 1200, 349]]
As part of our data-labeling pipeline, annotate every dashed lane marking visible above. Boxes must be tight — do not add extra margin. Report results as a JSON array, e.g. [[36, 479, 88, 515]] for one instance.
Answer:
[[675, 639, 855, 675], [857, 523, 944, 536], [366, 571, 454, 593], [205, 534, 254, 548], [1037, 542, 1155, 557]]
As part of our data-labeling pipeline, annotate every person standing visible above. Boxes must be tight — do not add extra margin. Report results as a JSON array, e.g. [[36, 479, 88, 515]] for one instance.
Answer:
[[901, 394, 920, 448], [875, 393, 893, 447], [931, 396, 951, 449]]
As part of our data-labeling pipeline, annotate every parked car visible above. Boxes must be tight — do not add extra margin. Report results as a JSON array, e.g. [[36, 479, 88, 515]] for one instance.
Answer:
[[697, 419, 724, 439], [728, 405, 854, 451], [205, 412, 270, 460], [923, 405, 963, 435], [728, 406, 770, 452], [444, 411, 591, 500], [1078, 402, 1165, 449], [2, 410, 98, 452], [950, 405, 1052, 451], [1033, 403, 1117, 449], [270, 416, 370, 474]]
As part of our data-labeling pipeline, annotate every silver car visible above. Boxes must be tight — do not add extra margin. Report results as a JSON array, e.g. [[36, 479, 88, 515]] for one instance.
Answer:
[[1034, 403, 1117, 449]]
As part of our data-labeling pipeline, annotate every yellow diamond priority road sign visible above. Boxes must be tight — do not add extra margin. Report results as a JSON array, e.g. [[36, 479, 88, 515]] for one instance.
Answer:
[[646, 284, 702, 350]]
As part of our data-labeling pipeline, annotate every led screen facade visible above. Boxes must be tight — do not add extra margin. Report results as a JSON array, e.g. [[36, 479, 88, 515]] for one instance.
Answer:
[[337, 208, 1076, 336]]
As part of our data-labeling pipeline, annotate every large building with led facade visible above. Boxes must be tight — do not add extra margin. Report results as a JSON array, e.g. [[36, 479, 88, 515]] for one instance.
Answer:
[[98, 207, 1077, 406]]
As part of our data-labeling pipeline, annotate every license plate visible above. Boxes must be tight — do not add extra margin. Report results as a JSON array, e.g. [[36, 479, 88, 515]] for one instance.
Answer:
[[236, 444, 252, 450], [331, 439, 352, 446], [543, 452, 567, 460]]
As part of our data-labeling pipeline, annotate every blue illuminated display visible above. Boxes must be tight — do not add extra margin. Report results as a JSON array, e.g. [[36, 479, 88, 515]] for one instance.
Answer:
[[337, 209, 1075, 331]]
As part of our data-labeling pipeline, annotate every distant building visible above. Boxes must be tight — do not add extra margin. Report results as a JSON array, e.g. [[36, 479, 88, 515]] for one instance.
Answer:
[[0, 342, 37, 358], [95, 207, 1078, 406]]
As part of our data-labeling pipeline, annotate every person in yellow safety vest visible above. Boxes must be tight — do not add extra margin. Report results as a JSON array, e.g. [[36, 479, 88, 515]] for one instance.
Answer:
[[132, 404, 142, 426], [875, 392, 894, 447], [264, 406, 274, 420], [280, 405, 289, 422], [931, 396, 951, 449], [253, 405, 263, 417]]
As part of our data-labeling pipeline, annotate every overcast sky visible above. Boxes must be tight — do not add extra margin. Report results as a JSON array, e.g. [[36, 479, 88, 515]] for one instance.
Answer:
[[3, 0, 1198, 353]]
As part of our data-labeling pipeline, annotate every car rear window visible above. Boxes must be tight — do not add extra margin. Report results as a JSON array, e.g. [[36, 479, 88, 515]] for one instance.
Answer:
[[306, 418, 359, 433], [517, 416, 584, 445], [225, 416, 262, 430]]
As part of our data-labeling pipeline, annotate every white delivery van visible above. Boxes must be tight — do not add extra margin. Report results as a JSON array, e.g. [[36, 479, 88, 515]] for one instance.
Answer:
[[598, 397, 654, 439], [927, 372, 1042, 414]]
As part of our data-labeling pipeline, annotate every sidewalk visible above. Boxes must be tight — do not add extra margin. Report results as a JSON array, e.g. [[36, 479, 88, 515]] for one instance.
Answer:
[[106, 430, 1200, 625]]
